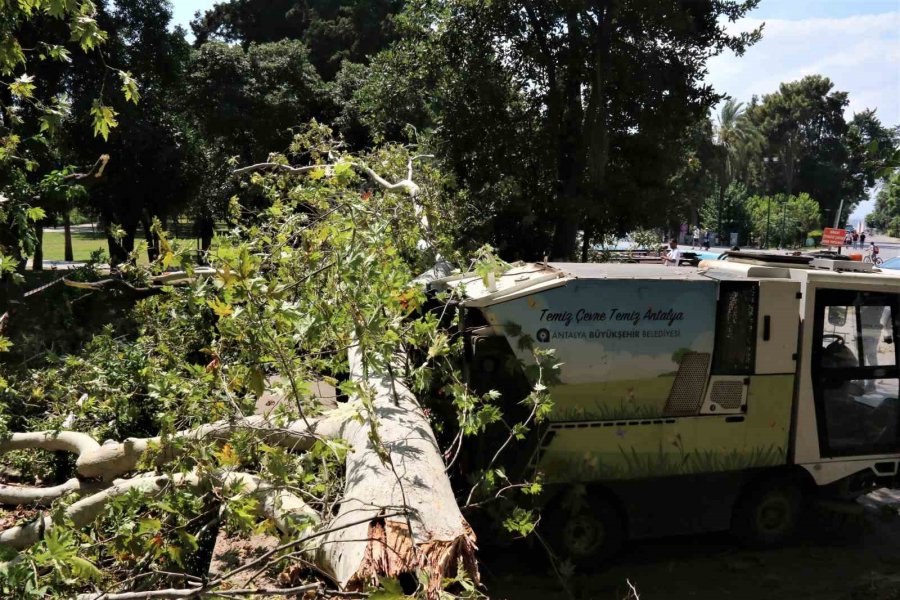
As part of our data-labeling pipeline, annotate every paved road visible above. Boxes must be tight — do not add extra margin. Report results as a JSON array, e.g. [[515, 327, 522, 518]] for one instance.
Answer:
[[683, 233, 900, 262]]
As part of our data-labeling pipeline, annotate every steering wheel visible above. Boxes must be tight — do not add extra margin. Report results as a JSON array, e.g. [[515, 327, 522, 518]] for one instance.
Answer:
[[823, 333, 845, 347]]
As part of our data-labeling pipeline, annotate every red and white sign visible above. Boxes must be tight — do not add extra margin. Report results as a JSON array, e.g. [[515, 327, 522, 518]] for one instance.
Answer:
[[822, 227, 848, 247]]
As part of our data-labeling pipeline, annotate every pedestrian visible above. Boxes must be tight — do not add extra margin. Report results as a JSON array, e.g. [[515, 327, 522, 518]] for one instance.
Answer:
[[860, 232, 867, 247], [860, 306, 893, 390], [852, 230, 859, 248], [844, 232, 853, 247], [662, 238, 681, 266], [692, 226, 700, 248]]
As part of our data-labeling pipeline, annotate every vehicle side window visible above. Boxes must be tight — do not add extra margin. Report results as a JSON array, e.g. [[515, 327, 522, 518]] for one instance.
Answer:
[[814, 291, 900, 457], [712, 282, 758, 375], [823, 306, 896, 368]]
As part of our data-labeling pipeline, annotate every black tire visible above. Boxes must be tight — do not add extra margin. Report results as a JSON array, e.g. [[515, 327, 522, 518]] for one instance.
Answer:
[[731, 476, 803, 547], [544, 491, 625, 570]]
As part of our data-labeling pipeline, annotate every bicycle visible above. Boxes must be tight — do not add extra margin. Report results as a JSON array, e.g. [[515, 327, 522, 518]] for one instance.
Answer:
[[862, 251, 883, 265]]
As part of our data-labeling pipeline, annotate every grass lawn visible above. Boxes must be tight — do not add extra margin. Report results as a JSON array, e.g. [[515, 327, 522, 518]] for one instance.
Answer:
[[40, 230, 201, 263]]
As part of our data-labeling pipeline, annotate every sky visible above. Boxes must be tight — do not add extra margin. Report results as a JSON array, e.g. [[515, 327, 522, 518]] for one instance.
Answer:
[[170, 0, 900, 221], [171, 1, 211, 33]]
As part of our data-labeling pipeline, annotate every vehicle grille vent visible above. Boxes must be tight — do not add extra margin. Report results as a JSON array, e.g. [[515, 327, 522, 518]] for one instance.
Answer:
[[710, 380, 744, 409], [664, 352, 711, 416]]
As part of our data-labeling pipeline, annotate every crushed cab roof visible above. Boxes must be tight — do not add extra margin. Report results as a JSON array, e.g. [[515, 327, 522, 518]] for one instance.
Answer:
[[430, 257, 900, 308], [553, 262, 709, 281], [432, 261, 710, 307]]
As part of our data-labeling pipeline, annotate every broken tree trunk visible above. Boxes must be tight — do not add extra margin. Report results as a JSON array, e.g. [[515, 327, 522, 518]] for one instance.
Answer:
[[310, 346, 478, 595]]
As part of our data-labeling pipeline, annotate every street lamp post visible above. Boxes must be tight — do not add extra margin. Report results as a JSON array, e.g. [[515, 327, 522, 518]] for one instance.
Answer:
[[763, 156, 779, 248], [780, 196, 788, 249]]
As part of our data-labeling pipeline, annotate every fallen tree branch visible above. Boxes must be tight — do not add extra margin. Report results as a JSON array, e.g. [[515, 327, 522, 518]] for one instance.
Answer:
[[77, 583, 322, 600], [63, 278, 165, 298], [232, 157, 433, 200], [0, 478, 105, 506], [0, 411, 347, 482], [0, 469, 318, 550]]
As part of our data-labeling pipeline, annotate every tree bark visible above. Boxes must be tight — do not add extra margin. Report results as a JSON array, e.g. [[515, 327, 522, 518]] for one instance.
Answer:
[[64, 209, 74, 262], [142, 212, 159, 263], [550, 9, 589, 261], [106, 222, 137, 267], [33, 223, 43, 271], [198, 214, 214, 253], [310, 347, 478, 595]]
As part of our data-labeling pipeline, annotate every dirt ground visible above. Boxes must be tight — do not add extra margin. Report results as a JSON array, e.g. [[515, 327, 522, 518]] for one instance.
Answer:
[[482, 500, 900, 600]]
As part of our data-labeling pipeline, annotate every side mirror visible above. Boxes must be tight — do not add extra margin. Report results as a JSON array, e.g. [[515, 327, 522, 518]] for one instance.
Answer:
[[827, 307, 847, 327]]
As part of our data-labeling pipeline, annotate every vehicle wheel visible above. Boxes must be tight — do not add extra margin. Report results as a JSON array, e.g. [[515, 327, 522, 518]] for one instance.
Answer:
[[544, 491, 625, 570], [731, 477, 802, 547], [863, 255, 873, 264], [875, 256, 883, 266]]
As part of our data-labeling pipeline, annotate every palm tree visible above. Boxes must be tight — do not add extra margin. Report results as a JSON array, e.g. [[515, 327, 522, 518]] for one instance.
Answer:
[[713, 99, 762, 242]]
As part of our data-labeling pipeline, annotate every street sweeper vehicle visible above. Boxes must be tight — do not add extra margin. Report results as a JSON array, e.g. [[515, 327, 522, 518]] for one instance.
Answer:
[[432, 254, 900, 565]]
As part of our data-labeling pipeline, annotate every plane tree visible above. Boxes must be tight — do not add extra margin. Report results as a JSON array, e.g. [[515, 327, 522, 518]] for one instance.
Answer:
[[0, 128, 551, 599], [356, 0, 764, 259]]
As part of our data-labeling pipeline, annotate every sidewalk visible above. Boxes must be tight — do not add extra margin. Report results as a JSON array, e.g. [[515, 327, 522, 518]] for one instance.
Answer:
[[43, 223, 98, 234]]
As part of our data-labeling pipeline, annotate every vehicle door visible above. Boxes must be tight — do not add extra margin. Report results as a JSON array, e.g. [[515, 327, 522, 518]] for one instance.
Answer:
[[811, 289, 900, 457]]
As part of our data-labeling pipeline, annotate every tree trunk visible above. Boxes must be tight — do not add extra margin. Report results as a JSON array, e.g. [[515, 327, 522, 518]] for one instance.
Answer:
[[107, 225, 136, 268], [311, 347, 478, 595], [198, 214, 214, 253], [550, 9, 589, 261], [33, 223, 43, 271], [142, 212, 159, 263], [580, 225, 592, 262], [63, 210, 74, 262]]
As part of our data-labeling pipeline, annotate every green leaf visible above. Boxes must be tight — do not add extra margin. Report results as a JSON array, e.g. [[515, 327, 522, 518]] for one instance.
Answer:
[[9, 74, 36, 99], [137, 517, 161, 535], [369, 577, 407, 600], [47, 0, 78, 19], [207, 298, 233, 317], [118, 70, 140, 104], [90, 99, 118, 141], [248, 367, 266, 397], [45, 44, 72, 63], [25, 207, 46, 222], [333, 160, 353, 179], [70, 14, 109, 51], [67, 556, 103, 581], [502, 507, 536, 538]]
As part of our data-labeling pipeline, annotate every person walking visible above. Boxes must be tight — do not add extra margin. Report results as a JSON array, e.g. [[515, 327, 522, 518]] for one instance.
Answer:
[[663, 238, 682, 266], [692, 226, 700, 248], [860, 306, 893, 390], [852, 230, 859, 248], [860, 232, 866, 247]]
